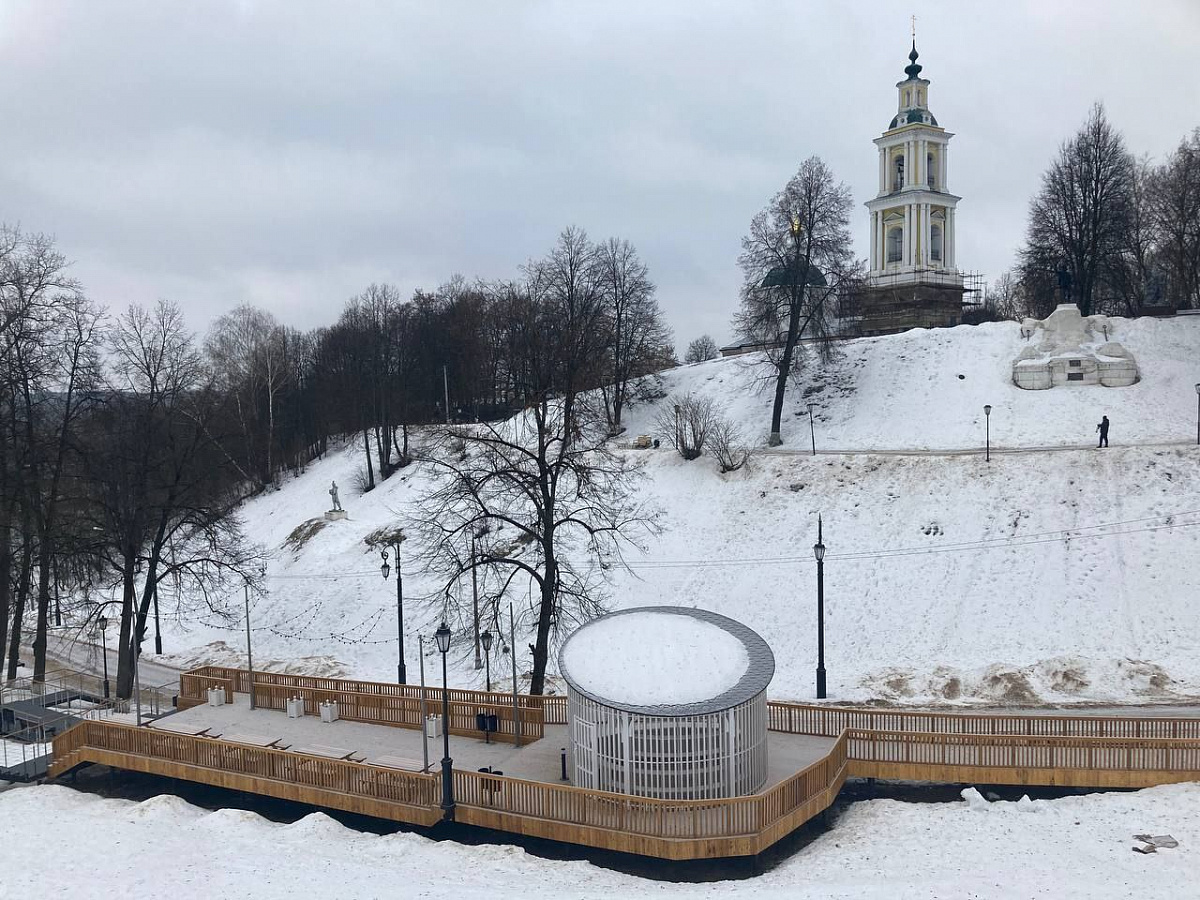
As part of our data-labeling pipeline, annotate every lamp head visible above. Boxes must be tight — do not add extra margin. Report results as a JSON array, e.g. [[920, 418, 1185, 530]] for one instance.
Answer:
[[380, 549, 390, 580], [813, 513, 825, 561], [481, 630, 493, 652], [984, 404, 992, 417], [98, 615, 108, 632], [435, 621, 452, 654], [1195, 383, 1200, 395]]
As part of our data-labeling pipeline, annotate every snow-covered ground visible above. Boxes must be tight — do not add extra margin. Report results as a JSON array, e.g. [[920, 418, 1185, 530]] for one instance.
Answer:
[[1, 782, 1195, 899], [134, 316, 1200, 706]]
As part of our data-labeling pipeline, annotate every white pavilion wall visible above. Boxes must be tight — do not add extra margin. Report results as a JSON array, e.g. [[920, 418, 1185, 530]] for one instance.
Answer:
[[566, 690, 769, 799]]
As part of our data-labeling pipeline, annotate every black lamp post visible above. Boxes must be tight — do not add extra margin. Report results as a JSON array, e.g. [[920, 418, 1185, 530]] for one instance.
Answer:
[[984, 404, 992, 462], [813, 515, 827, 699], [381, 545, 406, 684], [98, 615, 111, 699], [434, 621, 455, 820], [807, 403, 817, 456], [481, 629, 493, 692]]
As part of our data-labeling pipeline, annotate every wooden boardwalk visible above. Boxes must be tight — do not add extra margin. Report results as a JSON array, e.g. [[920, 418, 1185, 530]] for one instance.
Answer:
[[49, 667, 1200, 860]]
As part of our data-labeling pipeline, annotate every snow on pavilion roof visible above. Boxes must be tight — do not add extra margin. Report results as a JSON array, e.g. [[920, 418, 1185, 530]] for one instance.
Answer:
[[558, 606, 775, 716]]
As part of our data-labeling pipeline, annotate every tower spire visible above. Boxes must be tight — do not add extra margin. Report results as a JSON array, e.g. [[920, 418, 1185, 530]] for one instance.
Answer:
[[904, 40, 922, 79]]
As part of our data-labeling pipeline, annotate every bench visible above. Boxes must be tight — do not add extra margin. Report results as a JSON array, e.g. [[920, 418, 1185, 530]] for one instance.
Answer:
[[148, 720, 211, 737], [372, 755, 425, 771], [291, 744, 355, 760], [220, 733, 283, 748]]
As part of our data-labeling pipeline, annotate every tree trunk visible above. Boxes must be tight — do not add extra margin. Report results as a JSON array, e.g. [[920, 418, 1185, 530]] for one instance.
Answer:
[[115, 561, 138, 699], [32, 534, 52, 682], [769, 301, 804, 444], [0, 520, 11, 677], [362, 428, 375, 491], [529, 522, 558, 696], [6, 503, 34, 680]]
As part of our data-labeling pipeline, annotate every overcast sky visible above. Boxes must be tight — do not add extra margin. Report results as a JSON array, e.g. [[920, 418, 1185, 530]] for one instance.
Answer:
[[2, 1, 1197, 349]]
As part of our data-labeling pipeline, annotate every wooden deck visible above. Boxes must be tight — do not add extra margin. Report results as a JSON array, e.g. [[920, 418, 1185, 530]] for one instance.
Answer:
[[50, 667, 1200, 860]]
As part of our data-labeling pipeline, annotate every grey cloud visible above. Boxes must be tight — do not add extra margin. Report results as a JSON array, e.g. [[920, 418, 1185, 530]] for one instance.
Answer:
[[1, 0, 1197, 341]]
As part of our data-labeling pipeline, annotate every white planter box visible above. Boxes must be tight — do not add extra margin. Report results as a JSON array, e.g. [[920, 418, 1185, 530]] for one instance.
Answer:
[[207, 688, 226, 707], [319, 701, 340, 724], [286, 698, 304, 718], [424, 714, 442, 738]]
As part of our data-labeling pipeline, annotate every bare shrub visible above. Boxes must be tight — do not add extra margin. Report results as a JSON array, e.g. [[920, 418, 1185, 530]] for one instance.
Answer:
[[655, 392, 718, 460], [710, 418, 753, 473]]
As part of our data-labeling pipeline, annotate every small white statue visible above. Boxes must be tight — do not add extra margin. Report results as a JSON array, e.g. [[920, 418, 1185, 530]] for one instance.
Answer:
[[329, 480, 342, 511]]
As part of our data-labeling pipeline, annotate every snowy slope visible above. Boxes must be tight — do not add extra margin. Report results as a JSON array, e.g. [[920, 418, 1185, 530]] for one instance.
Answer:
[[148, 317, 1200, 706], [2, 783, 1196, 899]]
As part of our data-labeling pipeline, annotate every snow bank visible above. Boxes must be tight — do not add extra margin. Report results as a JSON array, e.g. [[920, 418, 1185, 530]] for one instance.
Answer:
[[2, 783, 1196, 898]]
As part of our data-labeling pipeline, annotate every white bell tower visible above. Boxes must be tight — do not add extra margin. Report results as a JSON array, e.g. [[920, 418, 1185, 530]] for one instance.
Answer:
[[859, 40, 965, 334]]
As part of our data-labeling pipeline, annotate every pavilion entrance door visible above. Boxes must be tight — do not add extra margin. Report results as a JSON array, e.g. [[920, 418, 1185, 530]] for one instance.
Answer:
[[573, 719, 596, 789]]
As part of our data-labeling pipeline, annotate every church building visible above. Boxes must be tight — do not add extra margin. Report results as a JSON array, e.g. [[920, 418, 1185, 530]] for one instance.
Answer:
[[856, 42, 965, 335]]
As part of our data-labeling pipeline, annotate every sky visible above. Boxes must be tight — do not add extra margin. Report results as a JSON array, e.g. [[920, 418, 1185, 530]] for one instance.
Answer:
[[1, 1, 1197, 350]]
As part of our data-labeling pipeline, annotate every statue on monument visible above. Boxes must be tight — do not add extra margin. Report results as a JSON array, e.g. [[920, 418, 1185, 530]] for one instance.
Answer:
[[329, 480, 342, 512], [1056, 266, 1073, 305]]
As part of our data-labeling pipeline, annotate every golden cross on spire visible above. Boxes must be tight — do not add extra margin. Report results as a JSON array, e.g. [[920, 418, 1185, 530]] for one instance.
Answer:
[[911, 14, 917, 40]]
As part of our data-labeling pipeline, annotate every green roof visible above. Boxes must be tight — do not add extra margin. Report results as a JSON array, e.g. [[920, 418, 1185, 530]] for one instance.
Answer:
[[761, 263, 828, 289]]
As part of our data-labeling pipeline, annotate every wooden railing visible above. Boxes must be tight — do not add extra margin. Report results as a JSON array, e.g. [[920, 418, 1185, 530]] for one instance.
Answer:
[[190, 665, 541, 711], [847, 728, 1200, 775], [250, 681, 542, 744], [768, 701, 1200, 740], [178, 672, 234, 708], [52, 720, 438, 809], [453, 732, 849, 846], [183, 666, 544, 743]]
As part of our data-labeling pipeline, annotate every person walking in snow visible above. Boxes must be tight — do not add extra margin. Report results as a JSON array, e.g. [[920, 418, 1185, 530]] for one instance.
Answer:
[[1096, 415, 1110, 448]]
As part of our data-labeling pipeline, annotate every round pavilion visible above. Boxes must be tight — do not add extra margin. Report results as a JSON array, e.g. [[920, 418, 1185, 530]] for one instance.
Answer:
[[558, 606, 775, 800]]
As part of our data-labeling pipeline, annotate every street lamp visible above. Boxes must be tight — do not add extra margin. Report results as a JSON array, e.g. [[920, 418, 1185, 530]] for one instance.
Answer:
[[434, 621, 455, 820], [983, 404, 992, 462], [813, 515, 827, 700], [807, 402, 817, 456], [98, 616, 111, 699], [481, 629, 493, 693], [381, 544, 406, 684]]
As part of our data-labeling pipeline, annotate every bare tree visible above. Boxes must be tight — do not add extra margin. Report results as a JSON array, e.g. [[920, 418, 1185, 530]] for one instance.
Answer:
[[595, 238, 674, 435], [1019, 103, 1135, 316], [93, 300, 264, 697], [205, 304, 289, 488], [734, 156, 857, 445], [709, 416, 752, 473], [684, 334, 719, 364], [412, 228, 656, 695], [655, 392, 718, 460], [1150, 128, 1200, 309]]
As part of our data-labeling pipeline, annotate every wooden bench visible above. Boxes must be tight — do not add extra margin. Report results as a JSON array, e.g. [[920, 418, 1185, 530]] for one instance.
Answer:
[[292, 744, 355, 760], [148, 720, 211, 737], [371, 755, 425, 772], [221, 733, 283, 748]]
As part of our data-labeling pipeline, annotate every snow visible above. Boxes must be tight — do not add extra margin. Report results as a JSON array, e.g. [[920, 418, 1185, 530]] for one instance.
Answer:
[[2, 782, 1197, 898], [561, 610, 750, 706], [126, 316, 1200, 706]]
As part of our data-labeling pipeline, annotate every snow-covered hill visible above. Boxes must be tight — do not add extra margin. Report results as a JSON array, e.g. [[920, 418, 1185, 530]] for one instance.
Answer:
[[152, 317, 1200, 707]]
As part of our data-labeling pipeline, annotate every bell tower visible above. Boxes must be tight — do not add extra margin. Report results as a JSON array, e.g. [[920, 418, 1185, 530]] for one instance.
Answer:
[[857, 40, 965, 335]]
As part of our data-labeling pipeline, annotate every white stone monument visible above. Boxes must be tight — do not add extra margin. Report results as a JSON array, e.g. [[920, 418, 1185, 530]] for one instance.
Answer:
[[325, 480, 347, 521], [1012, 304, 1139, 390]]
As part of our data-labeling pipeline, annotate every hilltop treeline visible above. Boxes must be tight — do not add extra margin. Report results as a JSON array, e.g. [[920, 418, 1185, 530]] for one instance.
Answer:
[[0, 224, 672, 695]]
